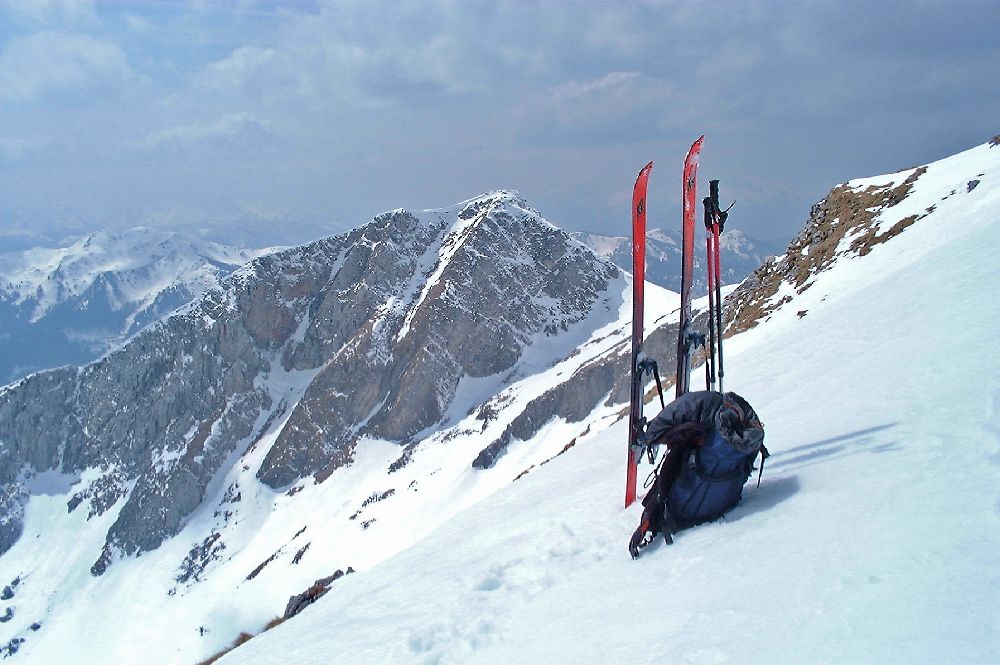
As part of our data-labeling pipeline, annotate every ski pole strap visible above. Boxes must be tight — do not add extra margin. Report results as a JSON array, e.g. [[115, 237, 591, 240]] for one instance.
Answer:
[[756, 443, 771, 488], [651, 362, 666, 410], [637, 358, 666, 410], [720, 201, 734, 233]]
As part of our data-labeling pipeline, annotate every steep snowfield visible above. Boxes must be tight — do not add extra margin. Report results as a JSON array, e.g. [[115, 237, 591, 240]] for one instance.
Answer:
[[213, 143, 1000, 664]]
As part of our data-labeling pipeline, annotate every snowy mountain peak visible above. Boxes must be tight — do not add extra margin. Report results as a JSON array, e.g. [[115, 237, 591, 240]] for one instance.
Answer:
[[645, 228, 679, 246], [416, 190, 539, 225], [460, 188, 526, 208]]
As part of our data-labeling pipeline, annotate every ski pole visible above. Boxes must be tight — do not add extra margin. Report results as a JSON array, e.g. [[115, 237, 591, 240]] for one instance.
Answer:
[[704, 180, 729, 393], [707, 180, 728, 393], [713, 219, 725, 393], [703, 198, 717, 391]]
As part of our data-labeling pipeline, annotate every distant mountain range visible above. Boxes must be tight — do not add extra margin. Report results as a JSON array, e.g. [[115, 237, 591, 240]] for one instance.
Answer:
[[0, 228, 273, 384], [573, 226, 782, 295], [0, 212, 342, 253]]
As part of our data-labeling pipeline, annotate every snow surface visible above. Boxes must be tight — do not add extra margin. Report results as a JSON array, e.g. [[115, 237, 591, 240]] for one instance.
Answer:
[[209, 142, 999, 664]]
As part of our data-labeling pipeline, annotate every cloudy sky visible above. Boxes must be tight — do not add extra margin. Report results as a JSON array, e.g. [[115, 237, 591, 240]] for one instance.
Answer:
[[1, 0, 998, 246]]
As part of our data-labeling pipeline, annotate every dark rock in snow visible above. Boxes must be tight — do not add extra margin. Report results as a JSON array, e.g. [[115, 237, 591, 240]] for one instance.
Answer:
[[2, 637, 25, 656], [282, 568, 355, 620]]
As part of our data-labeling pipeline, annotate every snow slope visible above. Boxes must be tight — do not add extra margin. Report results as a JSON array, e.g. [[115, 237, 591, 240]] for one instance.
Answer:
[[216, 142, 1000, 663]]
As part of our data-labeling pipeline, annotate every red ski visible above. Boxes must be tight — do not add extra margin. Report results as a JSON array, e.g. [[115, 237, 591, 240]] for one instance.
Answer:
[[626, 160, 653, 508], [674, 136, 704, 398]]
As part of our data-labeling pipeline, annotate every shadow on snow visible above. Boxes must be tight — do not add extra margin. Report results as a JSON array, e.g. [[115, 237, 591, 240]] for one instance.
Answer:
[[766, 422, 901, 472], [630, 424, 901, 553]]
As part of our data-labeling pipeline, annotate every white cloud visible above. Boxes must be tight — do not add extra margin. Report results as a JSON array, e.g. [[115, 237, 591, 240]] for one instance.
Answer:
[[0, 0, 97, 26], [530, 70, 704, 143], [123, 13, 152, 34], [0, 136, 48, 161], [551, 71, 641, 102], [200, 46, 280, 85], [196, 45, 305, 94], [0, 31, 134, 102], [137, 112, 275, 150]]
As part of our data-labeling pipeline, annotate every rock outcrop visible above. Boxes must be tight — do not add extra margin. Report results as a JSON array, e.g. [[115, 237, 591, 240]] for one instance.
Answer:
[[0, 191, 619, 574]]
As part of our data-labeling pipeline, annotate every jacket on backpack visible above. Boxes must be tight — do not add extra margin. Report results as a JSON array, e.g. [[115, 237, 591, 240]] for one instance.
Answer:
[[629, 390, 766, 558]]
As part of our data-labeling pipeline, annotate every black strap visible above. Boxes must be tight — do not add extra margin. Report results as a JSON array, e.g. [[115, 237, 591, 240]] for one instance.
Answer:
[[651, 362, 666, 410], [643, 443, 669, 489], [637, 358, 666, 410], [756, 443, 770, 488], [637, 358, 666, 464]]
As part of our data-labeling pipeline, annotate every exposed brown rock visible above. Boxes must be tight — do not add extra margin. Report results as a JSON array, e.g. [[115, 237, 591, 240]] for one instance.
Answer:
[[726, 166, 928, 336]]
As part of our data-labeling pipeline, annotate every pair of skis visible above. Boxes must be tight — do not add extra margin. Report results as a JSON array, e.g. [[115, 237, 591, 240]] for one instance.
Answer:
[[626, 136, 729, 508]]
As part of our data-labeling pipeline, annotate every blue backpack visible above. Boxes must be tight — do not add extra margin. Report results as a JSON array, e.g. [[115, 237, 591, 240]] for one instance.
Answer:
[[629, 391, 767, 558], [666, 425, 764, 527]]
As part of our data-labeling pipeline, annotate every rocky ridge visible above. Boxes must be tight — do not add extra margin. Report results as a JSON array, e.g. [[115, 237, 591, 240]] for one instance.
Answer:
[[725, 135, 998, 336], [0, 191, 623, 575]]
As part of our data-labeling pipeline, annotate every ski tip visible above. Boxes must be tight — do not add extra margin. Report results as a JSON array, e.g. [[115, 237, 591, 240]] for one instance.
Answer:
[[638, 161, 654, 177], [685, 136, 705, 166]]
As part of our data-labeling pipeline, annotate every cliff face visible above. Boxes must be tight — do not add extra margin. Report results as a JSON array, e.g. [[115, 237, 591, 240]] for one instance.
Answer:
[[0, 191, 619, 574]]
